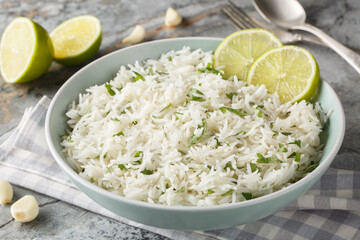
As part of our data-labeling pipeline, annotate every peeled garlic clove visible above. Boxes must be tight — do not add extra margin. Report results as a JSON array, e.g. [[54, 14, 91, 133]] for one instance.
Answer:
[[165, 7, 182, 27], [122, 25, 146, 45], [11, 195, 39, 222], [0, 178, 13, 205]]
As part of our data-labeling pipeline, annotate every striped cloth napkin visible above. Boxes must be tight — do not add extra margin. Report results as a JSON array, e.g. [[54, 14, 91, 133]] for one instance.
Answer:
[[0, 96, 359, 240]]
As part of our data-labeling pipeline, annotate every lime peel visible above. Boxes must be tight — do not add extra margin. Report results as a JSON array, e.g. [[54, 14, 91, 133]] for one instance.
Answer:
[[0, 17, 53, 83], [213, 28, 282, 81], [50, 15, 102, 66]]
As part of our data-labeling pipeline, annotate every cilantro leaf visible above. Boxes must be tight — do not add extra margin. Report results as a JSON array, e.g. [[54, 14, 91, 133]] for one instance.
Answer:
[[160, 103, 172, 113], [197, 63, 224, 75], [220, 107, 248, 117], [133, 151, 143, 165], [250, 163, 261, 173], [187, 88, 206, 102], [188, 119, 207, 147], [256, 153, 282, 163], [113, 131, 124, 137], [242, 192, 253, 200], [141, 169, 153, 175], [224, 161, 235, 171], [118, 164, 127, 170], [221, 189, 235, 196], [105, 83, 116, 96], [226, 92, 238, 100], [289, 140, 301, 147], [133, 71, 145, 81], [278, 143, 288, 152], [304, 161, 319, 172]]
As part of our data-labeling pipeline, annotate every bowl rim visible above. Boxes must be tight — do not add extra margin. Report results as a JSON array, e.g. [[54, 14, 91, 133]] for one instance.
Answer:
[[45, 37, 346, 212]]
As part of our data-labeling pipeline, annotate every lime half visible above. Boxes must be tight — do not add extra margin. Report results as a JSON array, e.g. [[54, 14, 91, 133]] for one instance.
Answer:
[[247, 46, 320, 103], [214, 29, 282, 80], [0, 17, 53, 83], [50, 15, 102, 66]]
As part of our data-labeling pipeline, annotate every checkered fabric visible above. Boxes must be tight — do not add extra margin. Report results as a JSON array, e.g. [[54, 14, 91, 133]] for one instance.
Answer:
[[0, 96, 359, 240]]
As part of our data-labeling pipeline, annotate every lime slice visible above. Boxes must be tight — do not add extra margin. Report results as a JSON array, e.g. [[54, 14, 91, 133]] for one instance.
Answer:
[[247, 46, 320, 103], [0, 17, 53, 83], [213, 29, 282, 80], [50, 15, 101, 66]]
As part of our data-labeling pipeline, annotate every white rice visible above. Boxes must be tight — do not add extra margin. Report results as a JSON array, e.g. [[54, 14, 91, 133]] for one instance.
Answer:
[[61, 47, 325, 206]]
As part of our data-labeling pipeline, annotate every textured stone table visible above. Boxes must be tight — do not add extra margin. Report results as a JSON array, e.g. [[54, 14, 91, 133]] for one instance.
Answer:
[[0, 0, 359, 239]]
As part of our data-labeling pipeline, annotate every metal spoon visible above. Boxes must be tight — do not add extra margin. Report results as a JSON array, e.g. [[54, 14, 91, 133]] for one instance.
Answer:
[[253, 0, 360, 74]]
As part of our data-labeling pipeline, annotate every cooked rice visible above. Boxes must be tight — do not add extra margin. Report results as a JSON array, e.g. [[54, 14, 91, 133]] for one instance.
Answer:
[[61, 47, 325, 206]]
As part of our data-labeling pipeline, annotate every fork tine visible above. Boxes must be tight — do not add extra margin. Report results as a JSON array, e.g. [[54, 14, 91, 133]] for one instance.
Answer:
[[226, 0, 268, 29], [222, 5, 254, 29], [221, 7, 248, 29]]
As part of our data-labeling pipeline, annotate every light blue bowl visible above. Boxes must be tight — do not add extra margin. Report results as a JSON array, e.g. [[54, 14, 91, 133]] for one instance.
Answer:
[[45, 38, 345, 230]]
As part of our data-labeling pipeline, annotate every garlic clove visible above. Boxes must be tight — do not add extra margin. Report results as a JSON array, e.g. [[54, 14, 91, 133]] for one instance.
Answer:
[[165, 7, 182, 27], [11, 195, 39, 223], [122, 25, 146, 45], [0, 178, 13, 205]]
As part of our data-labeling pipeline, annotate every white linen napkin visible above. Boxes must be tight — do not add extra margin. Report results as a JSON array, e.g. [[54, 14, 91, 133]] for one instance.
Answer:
[[0, 96, 359, 240]]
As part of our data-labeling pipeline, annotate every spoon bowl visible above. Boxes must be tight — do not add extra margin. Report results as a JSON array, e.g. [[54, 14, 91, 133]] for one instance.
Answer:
[[253, 0, 306, 29]]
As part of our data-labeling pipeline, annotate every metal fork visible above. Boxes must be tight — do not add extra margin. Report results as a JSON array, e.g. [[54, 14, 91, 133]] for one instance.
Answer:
[[222, 0, 324, 46]]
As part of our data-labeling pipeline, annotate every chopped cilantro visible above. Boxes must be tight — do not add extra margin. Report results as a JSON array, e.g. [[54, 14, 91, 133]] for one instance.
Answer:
[[176, 186, 185, 193], [256, 153, 282, 163], [304, 161, 319, 172], [250, 163, 261, 173], [197, 63, 224, 75], [220, 107, 247, 117], [168, 56, 172, 61], [90, 177, 95, 183], [208, 189, 214, 195], [281, 132, 292, 136], [133, 151, 143, 165], [234, 131, 246, 136], [291, 124, 297, 128], [160, 103, 172, 113], [132, 120, 138, 125], [178, 149, 186, 155], [288, 152, 301, 162], [141, 169, 153, 175], [226, 92, 238, 100], [278, 143, 288, 152], [188, 118, 207, 147], [289, 140, 301, 147], [253, 108, 264, 118], [224, 161, 235, 171], [187, 88, 206, 102], [133, 71, 145, 81], [118, 164, 127, 170], [111, 117, 120, 121], [156, 70, 168, 75], [242, 192, 253, 200], [221, 189, 235, 197], [113, 131, 124, 137], [105, 83, 115, 96]]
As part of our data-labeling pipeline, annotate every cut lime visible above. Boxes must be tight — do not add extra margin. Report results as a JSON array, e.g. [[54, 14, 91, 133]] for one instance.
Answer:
[[247, 46, 320, 103], [0, 17, 53, 83], [213, 29, 282, 80], [50, 15, 102, 66]]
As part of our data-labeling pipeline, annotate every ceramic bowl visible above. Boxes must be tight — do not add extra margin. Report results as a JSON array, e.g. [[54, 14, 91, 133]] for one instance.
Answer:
[[45, 37, 345, 230]]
